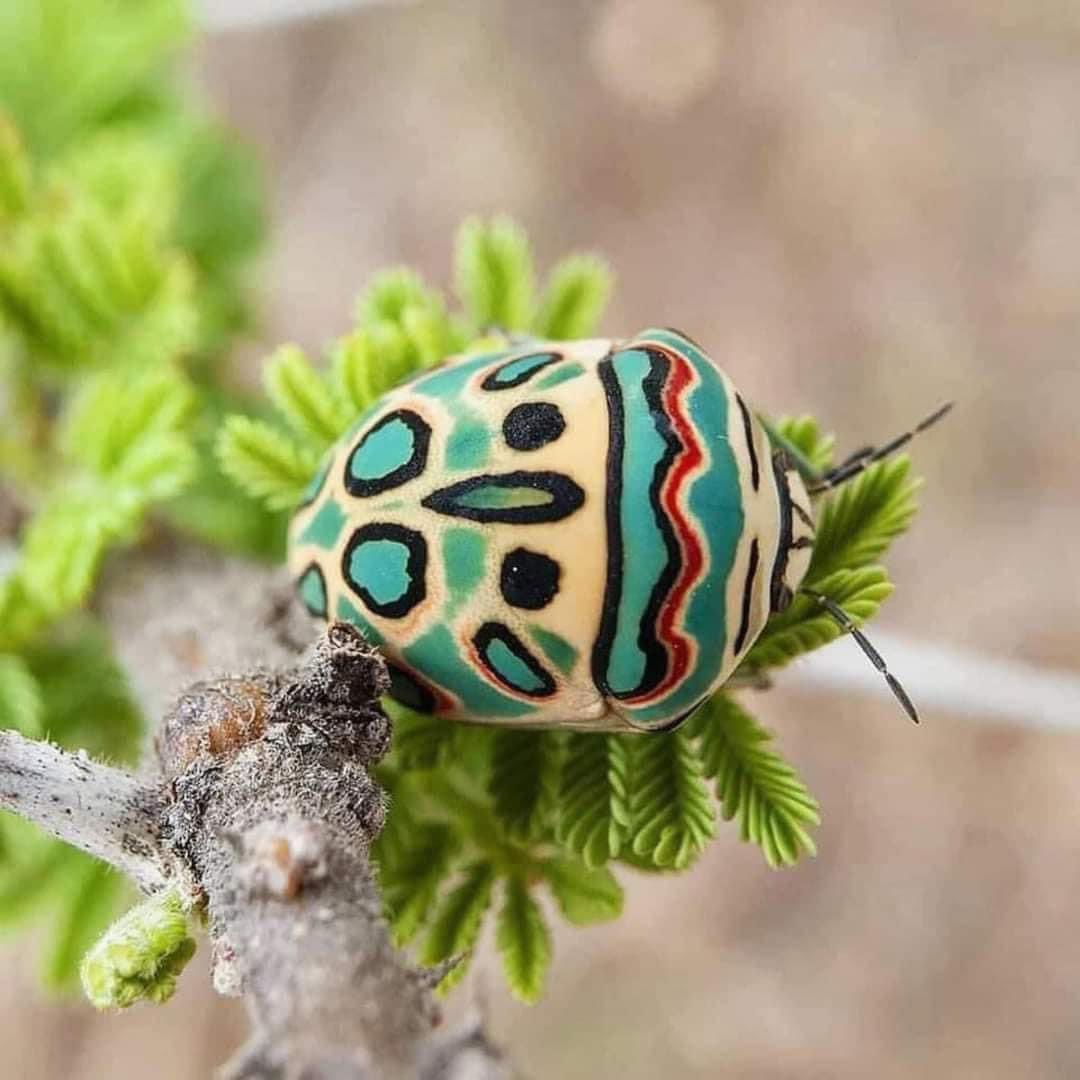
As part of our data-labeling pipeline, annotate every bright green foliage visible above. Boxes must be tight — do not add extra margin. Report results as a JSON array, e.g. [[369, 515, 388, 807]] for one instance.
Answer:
[[489, 730, 562, 841], [535, 254, 615, 341], [556, 733, 632, 868], [542, 859, 623, 926], [421, 863, 496, 992], [0, 653, 43, 736], [454, 215, 536, 332], [0, 624, 144, 989], [80, 888, 196, 1009], [688, 696, 820, 868], [497, 876, 553, 1004], [217, 415, 320, 513], [220, 216, 928, 1003], [0, 0, 267, 993], [626, 728, 716, 870], [219, 217, 613, 511], [773, 414, 836, 475]]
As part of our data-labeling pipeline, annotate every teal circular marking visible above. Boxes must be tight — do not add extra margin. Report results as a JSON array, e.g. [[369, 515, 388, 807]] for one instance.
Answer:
[[345, 409, 431, 498], [350, 415, 415, 481], [343, 522, 428, 619], [350, 538, 412, 606]]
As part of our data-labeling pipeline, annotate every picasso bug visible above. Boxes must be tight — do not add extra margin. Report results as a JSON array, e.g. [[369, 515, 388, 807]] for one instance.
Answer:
[[289, 328, 949, 733]]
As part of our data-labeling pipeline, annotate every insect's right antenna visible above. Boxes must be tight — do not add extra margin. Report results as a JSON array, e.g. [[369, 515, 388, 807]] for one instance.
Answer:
[[802, 588, 920, 724], [808, 401, 954, 495]]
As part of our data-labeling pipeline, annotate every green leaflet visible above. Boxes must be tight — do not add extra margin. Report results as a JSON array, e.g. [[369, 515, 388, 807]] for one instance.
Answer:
[[556, 733, 631, 868], [496, 876, 552, 1004], [421, 863, 496, 993], [534, 254, 613, 340], [454, 215, 536, 332], [489, 730, 563, 841], [689, 695, 820, 869], [542, 859, 623, 926], [627, 728, 716, 871]]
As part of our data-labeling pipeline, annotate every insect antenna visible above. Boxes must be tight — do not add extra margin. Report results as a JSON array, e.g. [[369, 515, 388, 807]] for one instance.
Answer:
[[808, 401, 954, 495], [801, 588, 920, 724]]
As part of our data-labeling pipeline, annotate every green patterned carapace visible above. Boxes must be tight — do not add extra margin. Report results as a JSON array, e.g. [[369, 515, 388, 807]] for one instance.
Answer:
[[289, 329, 814, 732]]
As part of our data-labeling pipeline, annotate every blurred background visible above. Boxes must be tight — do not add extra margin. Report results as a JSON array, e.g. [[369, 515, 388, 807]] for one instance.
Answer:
[[4, 0, 1080, 1076]]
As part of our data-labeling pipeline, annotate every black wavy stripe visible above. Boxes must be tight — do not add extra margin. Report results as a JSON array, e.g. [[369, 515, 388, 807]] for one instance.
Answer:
[[591, 347, 683, 701], [624, 348, 682, 700], [591, 352, 624, 696]]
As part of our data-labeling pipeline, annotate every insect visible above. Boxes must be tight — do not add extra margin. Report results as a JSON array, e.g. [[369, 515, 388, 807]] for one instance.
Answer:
[[289, 328, 949, 732]]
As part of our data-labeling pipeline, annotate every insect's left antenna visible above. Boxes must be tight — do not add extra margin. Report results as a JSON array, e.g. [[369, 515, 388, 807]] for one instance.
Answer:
[[801, 588, 920, 724], [808, 401, 954, 495]]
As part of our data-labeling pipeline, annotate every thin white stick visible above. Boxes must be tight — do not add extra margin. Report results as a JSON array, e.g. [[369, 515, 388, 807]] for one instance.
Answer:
[[199, 0, 411, 31], [787, 630, 1080, 732]]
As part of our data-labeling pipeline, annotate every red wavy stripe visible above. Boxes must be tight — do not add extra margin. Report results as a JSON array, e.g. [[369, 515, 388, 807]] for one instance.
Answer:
[[625, 348, 706, 706]]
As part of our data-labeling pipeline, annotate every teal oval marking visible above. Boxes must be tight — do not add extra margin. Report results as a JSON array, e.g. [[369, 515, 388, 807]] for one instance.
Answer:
[[443, 528, 487, 617], [403, 625, 535, 718], [528, 625, 578, 675], [349, 415, 416, 483], [298, 564, 327, 618], [482, 637, 547, 694], [535, 361, 586, 391], [483, 352, 559, 388], [456, 485, 553, 511], [445, 412, 492, 471], [298, 498, 346, 550], [348, 538, 412, 606]]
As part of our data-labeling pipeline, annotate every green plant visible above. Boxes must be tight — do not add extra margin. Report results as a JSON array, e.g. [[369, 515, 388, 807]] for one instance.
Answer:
[[0, 0, 267, 988], [219, 215, 922, 1003]]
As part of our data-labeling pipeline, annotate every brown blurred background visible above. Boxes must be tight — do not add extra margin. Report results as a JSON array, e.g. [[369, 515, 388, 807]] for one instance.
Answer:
[[4, 0, 1080, 1075]]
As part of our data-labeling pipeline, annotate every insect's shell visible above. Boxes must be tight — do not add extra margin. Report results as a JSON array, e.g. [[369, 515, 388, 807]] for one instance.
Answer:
[[289, 328, 814, 733]]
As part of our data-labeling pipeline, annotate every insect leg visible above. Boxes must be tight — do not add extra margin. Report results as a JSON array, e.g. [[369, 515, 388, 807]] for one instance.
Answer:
[[801, 588, 920, 724], [808, 402, 954, 495]]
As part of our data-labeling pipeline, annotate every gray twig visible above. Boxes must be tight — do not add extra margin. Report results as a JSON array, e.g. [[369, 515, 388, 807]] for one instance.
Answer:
[[0, 729, 167, 892], [0, 544, 516, 1078]]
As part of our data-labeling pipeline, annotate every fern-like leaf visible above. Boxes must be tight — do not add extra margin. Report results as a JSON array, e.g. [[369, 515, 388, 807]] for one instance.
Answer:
[[489, 731, 562, 840], [808, 457, 920, 583], [742, 565, 893, 671], [421, 862, 496, 992], [454, 215, 535, 331], [216, 415, 320, 511], [627, 728, 715, 870], [533, 254, 613, 340], [556, 734, 632, 868], [496, 876, 552, 1004], [377, 822, 458, 947], [690, 695, 820, 868], [773, 414, 835, 474], [331, 324, 417, 417], [542, 858, 623, 926], [263, 344, 348, 452]]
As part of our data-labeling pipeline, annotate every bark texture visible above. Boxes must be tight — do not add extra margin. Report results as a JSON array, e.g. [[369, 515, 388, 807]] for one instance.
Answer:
[[0, 542, 516, 1079]]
